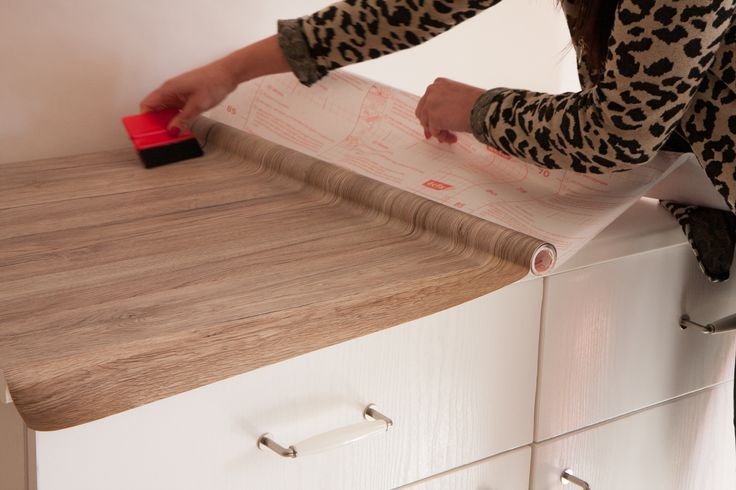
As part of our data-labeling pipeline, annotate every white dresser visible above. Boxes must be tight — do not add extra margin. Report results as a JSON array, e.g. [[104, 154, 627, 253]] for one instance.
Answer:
[[2, 198, 735, 489]]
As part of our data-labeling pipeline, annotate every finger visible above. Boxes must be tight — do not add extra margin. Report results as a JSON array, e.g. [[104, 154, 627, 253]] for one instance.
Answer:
[[428, 123, 444, 143], [168, 96, 204, 133], [430, 128, 456, 144], [415, 97, 429, 131], [139, 89, 168, 113], [415, 95, 427, 122], [419, 108, 431, 138], [140, 86, 189, 113], [440, 130, 458, 144]]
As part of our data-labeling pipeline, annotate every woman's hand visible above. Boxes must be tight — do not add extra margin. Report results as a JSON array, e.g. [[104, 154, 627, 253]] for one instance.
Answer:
[[139, 60, 238, 134], [415, 78, 485, 144], [139, 36, 291, 134]]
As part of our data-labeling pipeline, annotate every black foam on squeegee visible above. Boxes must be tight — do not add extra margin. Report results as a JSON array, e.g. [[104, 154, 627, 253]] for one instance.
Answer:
[[138, 137, 204, 169]]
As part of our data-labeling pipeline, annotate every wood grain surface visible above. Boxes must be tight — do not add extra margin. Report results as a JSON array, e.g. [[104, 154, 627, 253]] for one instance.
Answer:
[[0, 118, 544, 431]]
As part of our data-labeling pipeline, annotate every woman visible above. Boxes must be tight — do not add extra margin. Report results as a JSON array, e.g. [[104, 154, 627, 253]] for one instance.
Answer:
[[141, 0, 735, 281], [142, 0, 736, 436]]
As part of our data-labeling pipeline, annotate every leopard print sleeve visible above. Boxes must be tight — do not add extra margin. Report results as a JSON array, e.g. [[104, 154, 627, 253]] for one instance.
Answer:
[[470, 0, 736, 178], [661, 201, 736, 281], [277, 0, 501, 86]]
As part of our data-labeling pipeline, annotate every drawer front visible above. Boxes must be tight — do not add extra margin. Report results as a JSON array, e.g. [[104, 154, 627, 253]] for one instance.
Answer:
[[537, 244, 736, 440], [401, 446, 530, 490], [34, 279, 542, 490], [531, 381, 736, 490]]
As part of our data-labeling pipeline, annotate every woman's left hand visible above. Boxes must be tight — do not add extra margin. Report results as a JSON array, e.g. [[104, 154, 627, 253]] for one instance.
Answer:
[[415, 78, 485, 144]]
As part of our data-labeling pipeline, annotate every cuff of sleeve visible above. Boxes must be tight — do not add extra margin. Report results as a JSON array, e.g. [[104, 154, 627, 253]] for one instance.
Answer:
[[469, 89, 494, 145], [469, 88, 506, 147], [277, 18, 324, 87]]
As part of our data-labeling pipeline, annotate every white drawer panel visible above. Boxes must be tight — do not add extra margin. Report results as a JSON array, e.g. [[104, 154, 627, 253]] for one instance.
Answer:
[[401, 446, 530, 490], [531, 382, 736, 490], [33, 279, 542, 490], [537, 244, 736, 440]]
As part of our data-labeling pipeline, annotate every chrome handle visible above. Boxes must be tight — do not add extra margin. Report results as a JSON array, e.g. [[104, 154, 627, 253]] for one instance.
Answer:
[[257, 404, 393, 458], [561, 469, 591, 489], [680, 313, 736, 334]]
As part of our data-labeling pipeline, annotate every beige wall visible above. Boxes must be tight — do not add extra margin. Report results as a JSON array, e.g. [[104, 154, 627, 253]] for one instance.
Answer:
[[1, 0, 576, 164]]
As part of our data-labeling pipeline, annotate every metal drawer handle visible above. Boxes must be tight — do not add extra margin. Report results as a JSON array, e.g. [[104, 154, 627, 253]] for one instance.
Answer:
[[561, 469, 591, 489], [257, 404, 393, 458], [680, 313, 736, 334]]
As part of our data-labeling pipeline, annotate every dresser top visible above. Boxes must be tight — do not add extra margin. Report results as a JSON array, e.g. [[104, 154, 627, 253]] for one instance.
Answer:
[[0, 124, 540, 431], [553, 197, 687, 275]]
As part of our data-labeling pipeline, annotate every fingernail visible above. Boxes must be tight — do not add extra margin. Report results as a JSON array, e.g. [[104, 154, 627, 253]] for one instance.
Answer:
[[167, 127, 180, 138]]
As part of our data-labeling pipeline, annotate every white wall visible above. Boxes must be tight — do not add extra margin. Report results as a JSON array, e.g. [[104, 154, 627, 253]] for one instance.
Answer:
[[1, 0, 576, 165]]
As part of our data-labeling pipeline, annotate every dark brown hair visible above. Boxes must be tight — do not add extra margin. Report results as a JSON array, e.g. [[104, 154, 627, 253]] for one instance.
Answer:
[[566, 0, 619, 75]]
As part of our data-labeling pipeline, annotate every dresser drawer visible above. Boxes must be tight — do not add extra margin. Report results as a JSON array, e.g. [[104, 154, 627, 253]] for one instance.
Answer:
[[32, 278, 542, 490], [401, 446, 530, 490], [531, 381, 735, 490], [537, 244, 736, 440]]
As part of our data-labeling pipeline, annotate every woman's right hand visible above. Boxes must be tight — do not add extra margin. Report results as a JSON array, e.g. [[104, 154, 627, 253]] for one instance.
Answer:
[[139, 36, 291, 134], [139, 59, 238, 134]]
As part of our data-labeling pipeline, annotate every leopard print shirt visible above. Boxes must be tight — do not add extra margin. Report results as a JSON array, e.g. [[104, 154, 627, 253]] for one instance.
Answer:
[[277, 0, 736, 278]]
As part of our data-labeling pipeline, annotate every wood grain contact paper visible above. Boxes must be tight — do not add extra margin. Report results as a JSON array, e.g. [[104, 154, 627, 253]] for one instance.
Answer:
[[0, 117, 548, 431]]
